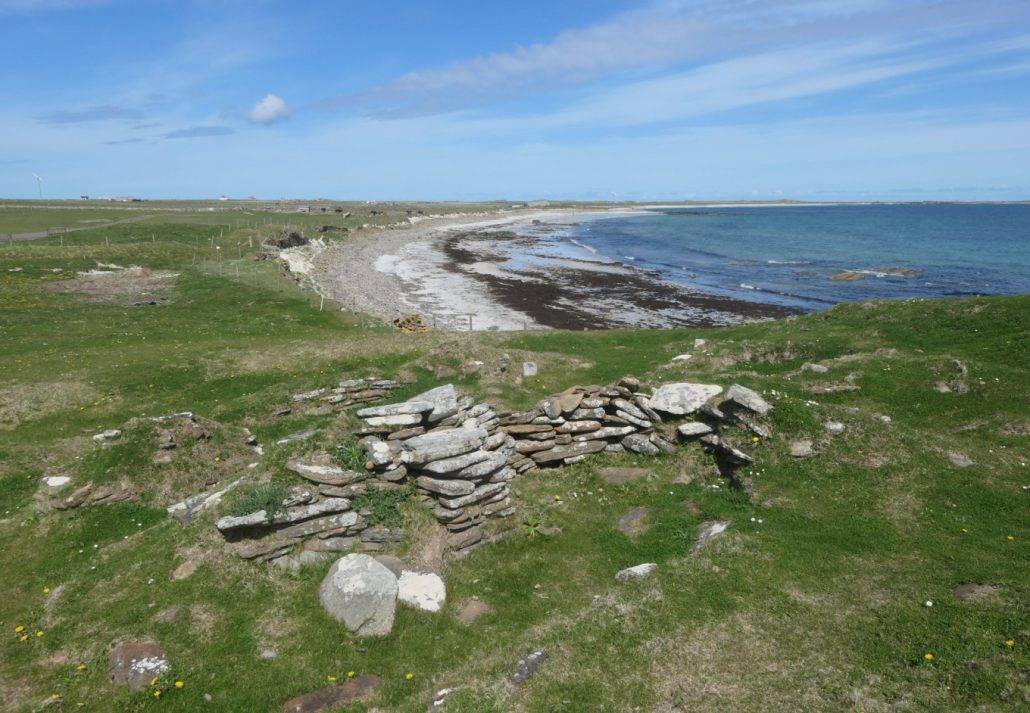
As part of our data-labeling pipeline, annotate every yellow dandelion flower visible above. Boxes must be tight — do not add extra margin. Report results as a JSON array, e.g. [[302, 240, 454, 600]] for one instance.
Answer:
[[175, 681, 184, 689], [51, 693, 60, 700], [347, 671, 355, 678], [405, 672, 414, 680], [19, 635, 28, 642], [214, 456, 221, 462], [751, 436, 760, 443], [77, 663, 87, 671], [1007, 535, 1015, 541], [150, 677, 159, 686], [77, 703, 85, 709], [36, 630, 44, 637], [43, 587, 51, 594], [553, 495, 561, 501], [153, 690, 161, 699], [924, 653, 935, 661], [1005, 639, 1015, 647], [15, 625, 24, 633], [327, 675, 337, 682]]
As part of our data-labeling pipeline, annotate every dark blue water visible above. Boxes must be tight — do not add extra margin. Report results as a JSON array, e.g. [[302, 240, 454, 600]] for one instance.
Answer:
[[551, 204, 1030, 311]]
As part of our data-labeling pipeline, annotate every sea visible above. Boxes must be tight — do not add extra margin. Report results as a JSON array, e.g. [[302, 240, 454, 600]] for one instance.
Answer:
[[529, 204, 1030, 313]]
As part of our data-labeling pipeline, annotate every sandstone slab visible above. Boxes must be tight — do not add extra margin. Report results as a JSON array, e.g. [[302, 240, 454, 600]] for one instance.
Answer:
[[319, 554, 398, 637]]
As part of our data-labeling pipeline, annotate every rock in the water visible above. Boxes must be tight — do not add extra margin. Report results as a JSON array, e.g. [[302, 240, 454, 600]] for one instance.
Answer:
[[456, 599, 493, 624], [280, 675, 381, 713], [723, 384, 772, 416], [649, 383, 723, 416], [677, 422, 713, 439], [512, 650, 546, 684], [598, 466, 652, 485], [615, 563, 657, 583], [319, 554, 398, 637], [618, 507, 650, 538], [691, 520, 729, 552], [789, 439, 815, 458], [109, 640, 170, 690], [397, 570, 446, 613]]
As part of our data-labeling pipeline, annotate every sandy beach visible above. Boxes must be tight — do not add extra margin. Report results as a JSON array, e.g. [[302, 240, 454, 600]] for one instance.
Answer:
[[295, 208, 797, 331]]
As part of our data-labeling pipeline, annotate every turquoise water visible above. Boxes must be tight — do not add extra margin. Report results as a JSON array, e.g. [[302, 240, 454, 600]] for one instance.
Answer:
[[546, 204, 1030, 311]]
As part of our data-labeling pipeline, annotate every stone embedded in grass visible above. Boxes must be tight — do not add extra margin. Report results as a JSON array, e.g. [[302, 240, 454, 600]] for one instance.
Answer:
[[618, 507, 650, 538], [275, 429, 318, 446], [615, 563, 657, 583], [622, 433, 661, 456], [649, 383, 723, 415], [677, 422, 714, 439], [109, 640, 170, 690], [824, 421, 846, 435], [691, 520, 730, 553], [598, 466, 652, 485], [789, 439, 815, 458], [522, 361, 538, 378], [802, 362, 829, 373], [948, 452, 974, 468], [953, 583, 998, 602], [397, 570, 446, 613], [91, 428, 121, 444], [280, 675, 381, 713], [511, 650, 546, 684], [319, 554, 398, 637], [722, 384, 772, 416]]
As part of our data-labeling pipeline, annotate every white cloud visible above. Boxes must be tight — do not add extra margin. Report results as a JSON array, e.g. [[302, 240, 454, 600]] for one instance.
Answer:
[[246, 94, 290, 125]]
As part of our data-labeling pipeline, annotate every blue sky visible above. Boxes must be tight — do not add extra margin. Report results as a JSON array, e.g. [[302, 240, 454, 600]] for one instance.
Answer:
[[2, 0, 1029, 201]]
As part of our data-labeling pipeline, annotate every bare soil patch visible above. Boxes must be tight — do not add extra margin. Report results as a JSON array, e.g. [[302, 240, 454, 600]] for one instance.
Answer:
[[43, 265, 178, 306]]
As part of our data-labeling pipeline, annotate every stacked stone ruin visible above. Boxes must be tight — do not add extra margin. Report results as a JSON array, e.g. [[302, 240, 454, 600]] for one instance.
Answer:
[[353, 384, 516, 555], [287, 376, 404, 414], [214, 377, 773, 561]]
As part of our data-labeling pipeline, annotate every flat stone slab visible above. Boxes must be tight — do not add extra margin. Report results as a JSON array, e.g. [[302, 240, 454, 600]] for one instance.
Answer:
[[616, 563, 657, 583], [401, 427, 487, 467], [692, 520, 730, 552], [109, 640, 170, 690], [598, 467, 652, 485], [397, 570, 446, 613], [789, 439, 815, 458], [618, 507, 650, 538], [677, 422, 713, 438], [722, 384, 772, 416], [948, 452, 974, 468], [281, 675, 381, 713], [456, 599, 493, 624], [953, 583, 998, 602], [650, 383, 723, 416]]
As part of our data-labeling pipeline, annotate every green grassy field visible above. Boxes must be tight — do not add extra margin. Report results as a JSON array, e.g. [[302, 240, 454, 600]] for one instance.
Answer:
[[0, 213, 1026, 712]]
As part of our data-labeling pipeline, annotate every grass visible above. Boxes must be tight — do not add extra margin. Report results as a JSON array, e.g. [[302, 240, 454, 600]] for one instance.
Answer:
[[0, 209, 1027, 712]]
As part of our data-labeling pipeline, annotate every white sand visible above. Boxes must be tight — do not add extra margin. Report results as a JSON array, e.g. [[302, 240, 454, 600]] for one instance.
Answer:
[[304, 208, 639, 331]]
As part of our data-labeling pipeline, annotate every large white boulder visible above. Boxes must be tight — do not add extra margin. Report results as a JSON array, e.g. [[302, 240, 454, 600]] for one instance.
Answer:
[[319, 554, 398, 637], [649, 383, 723, 416]]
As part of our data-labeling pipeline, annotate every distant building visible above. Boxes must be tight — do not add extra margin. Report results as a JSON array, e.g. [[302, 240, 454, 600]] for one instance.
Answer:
[[218, 195, 229, 201], [80, 195, 89, 201]]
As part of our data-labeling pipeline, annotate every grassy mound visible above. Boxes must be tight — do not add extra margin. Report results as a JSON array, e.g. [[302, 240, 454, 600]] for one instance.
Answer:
[[0, 216, 1026, 712]]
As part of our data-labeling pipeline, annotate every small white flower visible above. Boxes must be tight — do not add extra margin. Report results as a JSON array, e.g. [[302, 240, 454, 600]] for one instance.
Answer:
[[925, 600, 933, 607]]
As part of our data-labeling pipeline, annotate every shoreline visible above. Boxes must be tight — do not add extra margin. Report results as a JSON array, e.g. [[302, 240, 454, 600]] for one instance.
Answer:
[[300, 208, 799, 331]]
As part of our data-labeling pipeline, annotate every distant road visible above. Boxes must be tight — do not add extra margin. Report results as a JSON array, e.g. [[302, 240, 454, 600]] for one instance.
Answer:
[[1, 214, 161, 242]]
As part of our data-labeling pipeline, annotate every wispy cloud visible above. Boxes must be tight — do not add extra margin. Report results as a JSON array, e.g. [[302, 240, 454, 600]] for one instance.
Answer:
[[162, 125, 234, 139], [105, 137, 143, 145], [323, 0, 1029, 118], [38, 105, 143, 124], [246, 94, 290, 125], [0, 0, 111, 12]]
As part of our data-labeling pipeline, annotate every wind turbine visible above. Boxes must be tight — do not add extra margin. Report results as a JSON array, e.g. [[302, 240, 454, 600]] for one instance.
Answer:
[[32, 173, 44, 200]]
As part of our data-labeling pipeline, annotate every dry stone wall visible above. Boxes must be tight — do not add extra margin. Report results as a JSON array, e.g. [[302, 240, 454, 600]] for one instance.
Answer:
[[215, 376, 773, 561]]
